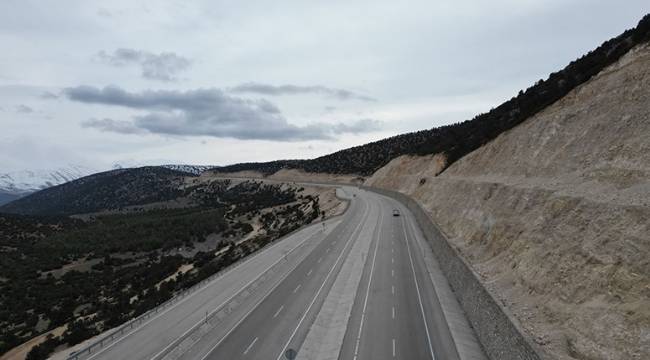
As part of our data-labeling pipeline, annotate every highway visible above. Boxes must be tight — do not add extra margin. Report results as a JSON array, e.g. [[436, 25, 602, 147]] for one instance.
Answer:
[[77, 186, 481, 360]]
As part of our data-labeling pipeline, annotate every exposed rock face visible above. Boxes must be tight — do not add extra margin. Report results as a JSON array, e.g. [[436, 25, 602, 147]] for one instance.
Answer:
[[366, 43, 650, 359]]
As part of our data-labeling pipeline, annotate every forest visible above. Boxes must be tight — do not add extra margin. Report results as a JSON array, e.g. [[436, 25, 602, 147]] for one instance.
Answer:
[[0, 180, 323, 360]]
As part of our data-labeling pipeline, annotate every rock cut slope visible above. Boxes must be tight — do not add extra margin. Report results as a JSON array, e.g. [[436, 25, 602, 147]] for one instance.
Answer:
[[366, 42, 650, 359]]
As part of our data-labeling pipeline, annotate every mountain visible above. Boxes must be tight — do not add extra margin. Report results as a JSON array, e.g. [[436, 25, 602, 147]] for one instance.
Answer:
[[366, 38, 650, 359], [208, 16, 650, 360], [0, 192, 21, 206], [0, 167, 194, 215], [0, 165, 96, 205], [213, 15, 650, 178], [0, 164, 218, 207]]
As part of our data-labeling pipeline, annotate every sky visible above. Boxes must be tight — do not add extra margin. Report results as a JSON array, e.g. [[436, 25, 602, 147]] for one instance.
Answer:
[[1, 0, 648, 172]]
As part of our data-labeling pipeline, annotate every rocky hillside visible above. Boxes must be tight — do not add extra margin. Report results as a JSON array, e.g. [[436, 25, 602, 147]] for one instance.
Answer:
[[366, 41, 650, 360]]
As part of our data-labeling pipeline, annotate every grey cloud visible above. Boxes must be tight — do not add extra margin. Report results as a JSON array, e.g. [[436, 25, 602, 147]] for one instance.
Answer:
[[65, 85, 381, 141], [40, 91, 59, 99], [230, 82, 376, 102], [96, 48, 191, 82], [15, 104, 34, 113], [81, 118, 146, 134]]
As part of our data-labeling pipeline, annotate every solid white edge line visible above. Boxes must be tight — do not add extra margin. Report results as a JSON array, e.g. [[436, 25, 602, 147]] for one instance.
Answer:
[[149, 225, 327, 360], [275, 197, 375, 360], [87, 221, 328, 360], [352, 206, 383, 360], [199, 199, 370, 360], [402, 216, 436, 360]]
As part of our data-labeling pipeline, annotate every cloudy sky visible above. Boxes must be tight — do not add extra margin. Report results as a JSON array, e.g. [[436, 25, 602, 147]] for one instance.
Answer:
[[1, 0, 648, 172]]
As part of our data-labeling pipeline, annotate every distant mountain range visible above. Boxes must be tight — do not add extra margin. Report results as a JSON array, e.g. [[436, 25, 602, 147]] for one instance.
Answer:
[[0, 164, 218, 206], [0, 165, 97, 205]]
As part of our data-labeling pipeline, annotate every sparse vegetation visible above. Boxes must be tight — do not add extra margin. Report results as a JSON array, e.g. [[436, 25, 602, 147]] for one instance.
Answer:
[[0, 179, 323, 359], [0, 167, 192, 216]]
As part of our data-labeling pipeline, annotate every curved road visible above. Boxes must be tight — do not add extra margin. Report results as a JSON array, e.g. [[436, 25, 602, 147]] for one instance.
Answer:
[[76, 186, 481, 360]]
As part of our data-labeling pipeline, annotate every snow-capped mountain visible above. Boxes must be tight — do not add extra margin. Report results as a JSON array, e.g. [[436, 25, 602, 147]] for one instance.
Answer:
[[0, 164, 217, 206], [0, 165, 97, 197]]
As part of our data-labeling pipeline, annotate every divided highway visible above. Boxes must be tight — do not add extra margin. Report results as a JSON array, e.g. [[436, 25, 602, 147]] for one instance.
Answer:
[[76, 186, 477, 360]]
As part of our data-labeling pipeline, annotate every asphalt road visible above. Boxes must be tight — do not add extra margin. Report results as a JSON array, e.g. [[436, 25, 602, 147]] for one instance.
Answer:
[[180, 187, 375, 360], [80, 186, 466, 360], [81, 201, 346, 360], [338, 195, 460, 360]]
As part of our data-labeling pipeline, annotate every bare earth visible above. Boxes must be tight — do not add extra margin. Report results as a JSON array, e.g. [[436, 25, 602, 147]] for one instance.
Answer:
[[0, 326, 66, 360], [366, 43, 650, 359], [204, 169, 362, 185]]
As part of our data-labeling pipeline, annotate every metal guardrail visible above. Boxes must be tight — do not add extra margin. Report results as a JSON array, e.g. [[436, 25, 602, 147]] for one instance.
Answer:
[[153, 243, 305, 360], [67, 254, 247, 360], [66, 217, 335, 360]]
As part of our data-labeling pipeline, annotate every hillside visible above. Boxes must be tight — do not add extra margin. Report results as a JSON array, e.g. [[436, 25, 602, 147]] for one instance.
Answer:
[[0, 165, 96, 205], [0, 193, 21, 207], [0, 167, 192, 215], [366, 40, 650, 359], [213, 15, 650, 178], [0, 175, 341, 359]]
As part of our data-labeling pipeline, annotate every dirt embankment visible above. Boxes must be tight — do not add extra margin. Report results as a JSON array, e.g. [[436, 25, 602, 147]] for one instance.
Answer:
[[366, 43, 650, 359], [198, 172, 349, 219], [204, 169, 363, 185]]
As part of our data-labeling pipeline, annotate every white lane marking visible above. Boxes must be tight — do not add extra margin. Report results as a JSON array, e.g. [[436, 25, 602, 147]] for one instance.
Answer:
[[123, 224, 324, 360], [317, 257, 322, 263], [392, 306, 395, 319], [243, 337, 258, 355], [199, 198, 370, 360], [293, 284, 302, 293], [273, 305, 284, 318], [352, 211, 384, 360], [391, 257, 394, 264], [307, 269, 312, 276], [402, 216, 436, 360], [391, 269, 394, 277], [392, 285, 395, 295], [274, 198, 372, 360], [392, 338, 396, 357]]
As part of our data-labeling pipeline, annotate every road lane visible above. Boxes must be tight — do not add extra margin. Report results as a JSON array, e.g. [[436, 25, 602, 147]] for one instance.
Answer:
[[78, 184, 482, 360], [339, 194, 461, 360], [81, 191, 355, 360], [187, 189, 377, 360]]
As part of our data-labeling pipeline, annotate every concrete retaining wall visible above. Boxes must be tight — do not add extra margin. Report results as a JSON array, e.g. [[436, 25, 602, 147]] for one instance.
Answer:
[[363, 185, 545, 360]]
